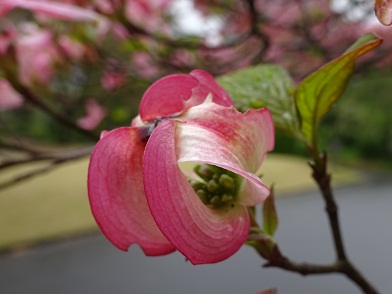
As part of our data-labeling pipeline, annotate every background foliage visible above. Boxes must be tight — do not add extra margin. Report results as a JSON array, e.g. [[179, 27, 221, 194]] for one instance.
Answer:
[[1, 0, 391, 166]]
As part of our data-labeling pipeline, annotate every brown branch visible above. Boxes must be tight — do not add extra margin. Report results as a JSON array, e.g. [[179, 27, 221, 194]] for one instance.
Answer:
[[18, 86, 99, 141], [310, 152, 379, 294], [0, 145, 93, 190], [0, 145, 93, 170], [264, 252, 379, 294], [0, 162, 60, 191], [264, 256, 345, 276], [2, 69, 99, 142], [250, 208, 379, 293], [310, 154, 347, 261], [244, 0, 270, 63], [249, 149, 379, 293], [0, 140, 41, 154]]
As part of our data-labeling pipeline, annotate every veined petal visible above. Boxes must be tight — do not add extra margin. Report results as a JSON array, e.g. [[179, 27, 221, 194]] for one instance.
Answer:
[[174, 119, 271, 206], [186, 70, 233, 107], [139, 73, 197, 122], [144, 120, 253, 264], [88, 127, 175, 256], [180, 102, 275, 174], [139, 70, 233, 122]]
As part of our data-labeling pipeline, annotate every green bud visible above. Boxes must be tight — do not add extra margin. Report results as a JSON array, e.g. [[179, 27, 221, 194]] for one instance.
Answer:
[[210, 195, 221, 206], [221, 194, 233, 203], [189, 179, 206, 191], [194, 164, 215, 181], [190, 163, 241, 210], [219, 174, 235, 191], [196, 189, 209, 204], [207, 179, 219, 193]]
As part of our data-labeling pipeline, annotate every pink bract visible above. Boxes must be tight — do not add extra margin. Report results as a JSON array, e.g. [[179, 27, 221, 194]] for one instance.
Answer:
[[88, 127, 175, 255], [88, 70, 274, 264], [139, 69, 233, 122], [144, 104, 274, 264]]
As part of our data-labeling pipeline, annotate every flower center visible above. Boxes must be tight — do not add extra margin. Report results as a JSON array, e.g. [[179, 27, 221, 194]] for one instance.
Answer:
[[189, 163, 240, 210]]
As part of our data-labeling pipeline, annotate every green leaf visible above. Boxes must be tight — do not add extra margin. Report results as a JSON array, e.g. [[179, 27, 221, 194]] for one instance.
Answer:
[[217, 64, 300, 137], [262, 186, 278, 236], [294, 33, 383, 147]]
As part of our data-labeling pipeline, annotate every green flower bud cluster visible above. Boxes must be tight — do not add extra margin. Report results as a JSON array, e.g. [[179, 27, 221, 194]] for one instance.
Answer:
[[189, 163, 240, 210]]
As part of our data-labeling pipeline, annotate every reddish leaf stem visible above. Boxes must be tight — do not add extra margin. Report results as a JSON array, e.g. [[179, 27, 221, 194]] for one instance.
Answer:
[[250, 151, 379, 293]]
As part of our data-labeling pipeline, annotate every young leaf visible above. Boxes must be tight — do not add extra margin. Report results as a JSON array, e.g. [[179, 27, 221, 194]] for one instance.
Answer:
[[294, 33, 382, 148], [262, 186, 278, 236], [217, 65, 300, 137]]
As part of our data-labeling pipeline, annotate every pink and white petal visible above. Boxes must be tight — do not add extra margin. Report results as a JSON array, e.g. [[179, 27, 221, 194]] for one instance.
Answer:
[[139, 70, 233, 122], [144, 120, 250, 264], [174, 121, 270, 206], [88, 127, 175, 256], [187, 69, 233, 107], [139, 73, 199, 122], [131, 114, 144, 127], [180, 102, 274, 173]]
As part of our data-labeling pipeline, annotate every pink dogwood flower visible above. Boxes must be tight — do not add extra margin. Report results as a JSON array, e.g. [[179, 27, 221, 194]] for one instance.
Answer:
[[88, 70, 274, 264], [77, 99, 107, 130], [100, 68, 125, 90]]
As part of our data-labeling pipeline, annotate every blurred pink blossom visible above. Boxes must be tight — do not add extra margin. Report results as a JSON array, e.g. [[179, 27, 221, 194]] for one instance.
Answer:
[[58, 35, 85, 60], [125, 0, 173, 33], [15, 24, 60, 85], [110, 23, 130, 40], [0, 0, 101, 21], [93, 0, 123, 14], [77, 99, 107, 130], [0, 27, 15, 55], [0, 79, 24, 110], [0, 0, 110, 40], [101, 70, 125, 91], [132, 52, 159, 79]]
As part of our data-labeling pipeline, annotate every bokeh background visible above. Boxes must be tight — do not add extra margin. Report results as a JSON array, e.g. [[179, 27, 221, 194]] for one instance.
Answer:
[[0, 0, 391, 293]]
